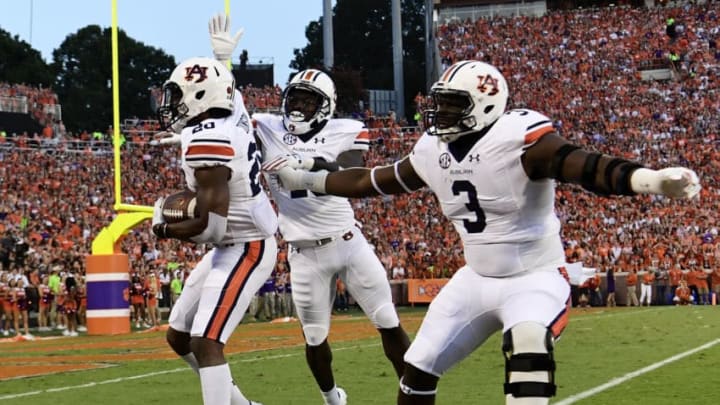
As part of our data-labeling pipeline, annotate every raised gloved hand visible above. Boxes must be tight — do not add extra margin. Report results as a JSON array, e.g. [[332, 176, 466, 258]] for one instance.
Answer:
[[151, 197, 168, 239], [630, 167, 701, 198], [209, 13, 244, 65]]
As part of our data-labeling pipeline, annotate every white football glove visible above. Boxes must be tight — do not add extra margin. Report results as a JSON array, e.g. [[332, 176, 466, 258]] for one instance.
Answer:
[[152, 197, 166, 227], [262, 157, 327, 193], [261, 154, 314, 172], [151, 197, 169, 239], [630, 167, 701, 198], [149, 131, 181, 146], [209, 13, 244, 65]]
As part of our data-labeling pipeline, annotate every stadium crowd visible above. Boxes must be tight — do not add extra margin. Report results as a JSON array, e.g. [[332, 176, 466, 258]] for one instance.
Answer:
[[1, 3, 720, 338], [0, 83, 61, 127]]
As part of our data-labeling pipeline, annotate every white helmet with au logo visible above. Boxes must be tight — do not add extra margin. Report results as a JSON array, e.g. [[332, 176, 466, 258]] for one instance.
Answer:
[[157, 57, 235, 133], [425, 60, 509, 142], [282, 69, 337, 135]]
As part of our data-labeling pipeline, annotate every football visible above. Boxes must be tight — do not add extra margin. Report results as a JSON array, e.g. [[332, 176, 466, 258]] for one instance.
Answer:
[[161, 190, 198, 223]]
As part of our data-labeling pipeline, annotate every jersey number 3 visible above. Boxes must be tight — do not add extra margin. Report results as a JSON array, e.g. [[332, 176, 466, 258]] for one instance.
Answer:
[[452, 180, 486, 233]]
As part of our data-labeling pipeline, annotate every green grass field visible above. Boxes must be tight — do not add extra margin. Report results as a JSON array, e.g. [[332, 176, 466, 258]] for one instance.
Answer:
[[1, 306, 719, 404]]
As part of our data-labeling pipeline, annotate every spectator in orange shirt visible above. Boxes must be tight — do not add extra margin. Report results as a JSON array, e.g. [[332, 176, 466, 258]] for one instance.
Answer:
[[626, 269, 639, 307], [588, 272, 603, 307], [711, 266, 720, 305], [693, 267, 709, 305], [668, 264, 684, 299], [685, 261, 699, 303], [63, 275, 79, 337], [673, 280, 693, 306], [640, 270, 655, 306]]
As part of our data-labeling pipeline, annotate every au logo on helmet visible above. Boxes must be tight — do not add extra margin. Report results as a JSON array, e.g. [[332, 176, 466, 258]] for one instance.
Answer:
[[184, 65, 209, 83], [477, 74, 499, 96]]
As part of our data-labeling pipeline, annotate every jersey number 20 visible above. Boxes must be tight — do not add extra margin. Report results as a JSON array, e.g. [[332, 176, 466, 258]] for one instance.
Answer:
[[247, 141, 262, 196]]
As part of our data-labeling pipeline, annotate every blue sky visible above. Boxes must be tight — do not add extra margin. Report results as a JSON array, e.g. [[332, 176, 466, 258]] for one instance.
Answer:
[[1, 0, 332, 87]]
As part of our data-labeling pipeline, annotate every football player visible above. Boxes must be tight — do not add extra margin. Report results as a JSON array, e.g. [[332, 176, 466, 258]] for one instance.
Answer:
[[253, 69, 411, 405], [153, 55, 277, 405], [264, 60, 701, 405], [208, 15, 410, 405]]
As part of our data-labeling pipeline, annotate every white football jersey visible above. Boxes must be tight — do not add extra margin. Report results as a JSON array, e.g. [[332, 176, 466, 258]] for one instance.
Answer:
[[409, 109, 566, 277], [229, 89, 251, 135], [253, 114, 370, 242], [181, 112, 277, 244]]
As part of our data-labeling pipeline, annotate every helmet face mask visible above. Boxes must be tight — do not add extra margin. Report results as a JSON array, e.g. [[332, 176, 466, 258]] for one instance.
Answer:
[[426, 60, 508, 142], [282, 70, 336, 135], [158, 82, 190, 132], [284, 87, 323, 124], [425, 90, 475, 137], [157, 57, 235, 133]]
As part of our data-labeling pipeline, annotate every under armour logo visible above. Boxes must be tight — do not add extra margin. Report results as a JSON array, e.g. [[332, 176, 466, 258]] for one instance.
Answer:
[[313, 137, 326, 144], [468, 154, 480, 162]]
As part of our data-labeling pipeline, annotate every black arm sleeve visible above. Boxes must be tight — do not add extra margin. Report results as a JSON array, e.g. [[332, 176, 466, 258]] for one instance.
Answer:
[[523, 133, 644, 196], [562, 150, 643, 196]]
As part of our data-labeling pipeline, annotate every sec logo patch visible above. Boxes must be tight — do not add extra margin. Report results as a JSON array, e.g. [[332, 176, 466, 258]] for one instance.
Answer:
[[283, 133, 297, 145]]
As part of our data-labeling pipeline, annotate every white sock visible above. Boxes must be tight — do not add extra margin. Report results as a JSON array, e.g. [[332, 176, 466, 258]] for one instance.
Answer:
[[230, 380, 252, 405], [198, 364, 232, 405], [322, 386, 340, 405], [185, 354, 251, 405]]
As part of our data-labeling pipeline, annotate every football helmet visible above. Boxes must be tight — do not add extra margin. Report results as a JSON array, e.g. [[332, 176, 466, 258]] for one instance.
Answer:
[[157, 57, 235, 132], [425, 60, 509, 142], [281, 69, 336, 135]]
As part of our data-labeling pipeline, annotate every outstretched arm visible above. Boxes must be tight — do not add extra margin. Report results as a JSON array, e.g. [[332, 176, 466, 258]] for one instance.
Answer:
[[522, 132, 700, 198], [263, 156, 426, 198], [287, 150, 365, 173]]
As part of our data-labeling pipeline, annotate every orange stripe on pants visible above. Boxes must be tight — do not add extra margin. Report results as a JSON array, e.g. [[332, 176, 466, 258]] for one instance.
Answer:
[[205, 241, 263, 341], [549, 266, 570, 338], [550, 301, 570, 338]]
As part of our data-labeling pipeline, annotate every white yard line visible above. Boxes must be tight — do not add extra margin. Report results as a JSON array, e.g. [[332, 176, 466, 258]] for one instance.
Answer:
[[554, 338, 720, 404], [0, 343, 380, 401]]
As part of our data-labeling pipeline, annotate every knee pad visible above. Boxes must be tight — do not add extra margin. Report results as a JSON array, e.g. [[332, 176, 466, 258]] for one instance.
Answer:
[[369, 302, 399, 329], [399, 377, 437, 396], [303, 325, 329, 346], [502, 322, 556, 399]]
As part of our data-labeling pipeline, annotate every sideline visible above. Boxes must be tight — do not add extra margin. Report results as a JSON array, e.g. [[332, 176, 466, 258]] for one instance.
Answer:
[[554, 338, 720, 404]]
